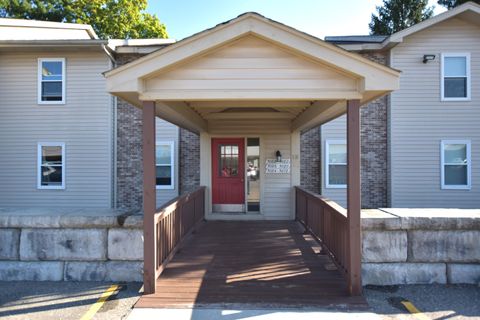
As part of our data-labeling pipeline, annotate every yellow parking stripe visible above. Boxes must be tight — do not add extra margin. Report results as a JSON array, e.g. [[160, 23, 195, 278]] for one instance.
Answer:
[[80, 284, 120, 320], [401, 300, 430, 320]]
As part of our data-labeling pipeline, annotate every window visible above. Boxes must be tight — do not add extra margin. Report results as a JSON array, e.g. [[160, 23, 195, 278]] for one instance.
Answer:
[[156, 142, 174, 189], [38, 58, 65, 104], [219, 144, 239, 177], [441, 53, 470, 101], [326, 140, 347, 188], [37, 143, 65, 189], [441, 140, 471, 189]]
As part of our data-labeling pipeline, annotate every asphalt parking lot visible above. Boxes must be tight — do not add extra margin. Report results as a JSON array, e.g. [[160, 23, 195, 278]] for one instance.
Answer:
[[365, 284, 480, 319], [0, 282, 142, 320], [0, 282, 478, 319]]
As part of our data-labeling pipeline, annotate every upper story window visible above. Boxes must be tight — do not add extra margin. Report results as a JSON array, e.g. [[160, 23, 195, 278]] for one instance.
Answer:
[[441, 140, 471, 190], [156, 141, 174, 189], [325, 140, 347, 188], [441, 53, 470, 101], [37, 142, 65, 189], [38, 58, 65, 104]]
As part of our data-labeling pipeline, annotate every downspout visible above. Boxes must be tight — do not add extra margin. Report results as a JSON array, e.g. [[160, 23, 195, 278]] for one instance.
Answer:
[[103, 43, 118, 208]]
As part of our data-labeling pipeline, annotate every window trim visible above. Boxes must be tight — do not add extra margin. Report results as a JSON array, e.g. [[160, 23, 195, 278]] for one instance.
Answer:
[[37, 142, 66, 190], [440, 140, 471, 190], [441, 53, 471, 102], [37, 58, 66, 105], [156, 141, 175, 190], [325, 139, 347, 189]]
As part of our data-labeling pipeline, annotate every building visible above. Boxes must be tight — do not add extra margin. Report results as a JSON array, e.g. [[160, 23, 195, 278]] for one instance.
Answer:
[[0, 2, 479, 301], [321, 2, 480, 208], [0, 18, 180, 210]]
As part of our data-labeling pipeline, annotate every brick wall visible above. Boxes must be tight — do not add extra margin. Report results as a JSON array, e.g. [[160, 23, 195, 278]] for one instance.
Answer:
[[300, 51, 388, 208], [115, 54, 144, 210], [179, 128, 200, 194], [300, 127, 321, 193], [359, 52, 388, 208]]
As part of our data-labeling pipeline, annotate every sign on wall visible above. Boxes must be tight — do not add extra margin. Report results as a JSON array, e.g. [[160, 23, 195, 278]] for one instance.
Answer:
[[265, 159, 291, 174]]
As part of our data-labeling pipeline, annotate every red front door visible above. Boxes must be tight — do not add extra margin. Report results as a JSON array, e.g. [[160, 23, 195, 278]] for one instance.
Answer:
[[212, 138, 245, 212]]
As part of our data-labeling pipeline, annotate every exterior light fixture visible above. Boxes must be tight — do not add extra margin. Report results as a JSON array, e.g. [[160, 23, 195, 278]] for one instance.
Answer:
[[423, 54, 436, 63], [276, 150, 282, 162]]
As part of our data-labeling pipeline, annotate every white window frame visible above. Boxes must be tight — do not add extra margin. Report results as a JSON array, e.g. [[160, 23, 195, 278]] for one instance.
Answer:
[[441, 53, 471, 102], [37, 142, 66, 190], [325, 140, 347, 189], [156, 141, 175, 190], [38, 58, 66, 105], [440, 140, 471, 190]]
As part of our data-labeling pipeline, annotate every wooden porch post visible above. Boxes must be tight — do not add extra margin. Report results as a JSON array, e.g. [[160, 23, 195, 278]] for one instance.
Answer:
[[143, 101, 157, 294], [346, 99, 362, 296]]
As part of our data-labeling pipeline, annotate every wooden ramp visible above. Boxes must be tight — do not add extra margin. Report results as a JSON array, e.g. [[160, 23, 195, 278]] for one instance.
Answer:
[[136, 221, 367, 309]]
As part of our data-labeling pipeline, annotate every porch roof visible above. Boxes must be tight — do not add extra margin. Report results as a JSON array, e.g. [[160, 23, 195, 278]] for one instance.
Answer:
[[105, 12, 400, 133]]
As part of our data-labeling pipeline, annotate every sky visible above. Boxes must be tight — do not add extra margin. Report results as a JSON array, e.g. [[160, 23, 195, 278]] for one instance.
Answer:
[[148, 0, 446, 41]]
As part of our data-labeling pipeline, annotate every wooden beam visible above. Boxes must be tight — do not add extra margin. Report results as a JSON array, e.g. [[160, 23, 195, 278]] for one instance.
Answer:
[[291, 100, 346, 132], [155, 101, 208, 134], [290, 130, 301, 220], [346, 99, 362, 296], [190, 101, 312, 108], [142, 101, 157, 294], [203, 112, 293, 120], [140, 90, 362, 101]]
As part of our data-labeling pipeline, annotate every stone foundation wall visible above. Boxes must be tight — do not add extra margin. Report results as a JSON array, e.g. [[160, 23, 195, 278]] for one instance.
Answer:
[[362, 209, 480, 285], [1, 209, 479, 285], [0, 213, 143, 282]]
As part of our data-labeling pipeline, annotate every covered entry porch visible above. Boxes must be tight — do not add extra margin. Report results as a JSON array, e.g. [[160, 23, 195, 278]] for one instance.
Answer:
[[105, 13, 399, 301]]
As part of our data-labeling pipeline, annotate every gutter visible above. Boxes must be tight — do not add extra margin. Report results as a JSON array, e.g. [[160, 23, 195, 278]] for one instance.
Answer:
[[0, 39, 108, 48]]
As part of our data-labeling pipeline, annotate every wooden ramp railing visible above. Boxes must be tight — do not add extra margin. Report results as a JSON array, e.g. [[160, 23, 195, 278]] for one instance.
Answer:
[[145, 186, 206, 294], [295, 186, 348, 277]]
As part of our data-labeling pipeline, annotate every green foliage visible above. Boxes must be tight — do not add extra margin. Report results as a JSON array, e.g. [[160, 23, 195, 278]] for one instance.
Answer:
[[0, 0, 168, 39], [369, 0, 434, 35], [438, 0, 480, 9]]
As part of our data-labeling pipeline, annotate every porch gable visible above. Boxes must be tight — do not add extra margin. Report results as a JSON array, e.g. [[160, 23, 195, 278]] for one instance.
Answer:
[[105, 13, 400, 134]]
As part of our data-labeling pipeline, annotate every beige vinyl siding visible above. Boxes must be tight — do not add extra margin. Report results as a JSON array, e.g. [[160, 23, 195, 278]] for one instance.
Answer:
[[201, 132, 293, 220], [390, 18, 480, 208], [155, 118, 179, 206], [262, 134, 292, 219], [0, 51, 113, 207], [320, 116, 347, 207], [145, 35, 359, 97]]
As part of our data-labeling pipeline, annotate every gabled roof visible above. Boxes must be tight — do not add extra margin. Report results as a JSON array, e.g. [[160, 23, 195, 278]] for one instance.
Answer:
[[326, 1, 480, 51], [386, 1, 480, 44], [105, 12, 399, 93], [324, 35, 388, 44]]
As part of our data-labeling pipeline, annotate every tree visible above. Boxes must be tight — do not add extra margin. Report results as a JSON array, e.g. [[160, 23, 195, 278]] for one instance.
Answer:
[[369, 0, 434, 35], [0, 0, 168, 39], [437, 0, 480, 9]]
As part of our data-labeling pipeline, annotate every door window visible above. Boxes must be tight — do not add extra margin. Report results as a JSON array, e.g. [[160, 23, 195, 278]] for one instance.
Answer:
[[219, 144, 239, 177]]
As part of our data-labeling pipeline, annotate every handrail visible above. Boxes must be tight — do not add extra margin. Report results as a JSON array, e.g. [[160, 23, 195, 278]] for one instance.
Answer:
[[146, 186, 206, 294], [295, 186, 349, 276]]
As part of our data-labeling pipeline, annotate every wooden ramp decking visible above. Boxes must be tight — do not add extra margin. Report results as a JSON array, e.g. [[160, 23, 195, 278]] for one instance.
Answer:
[[136, 221, 367, 309]]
